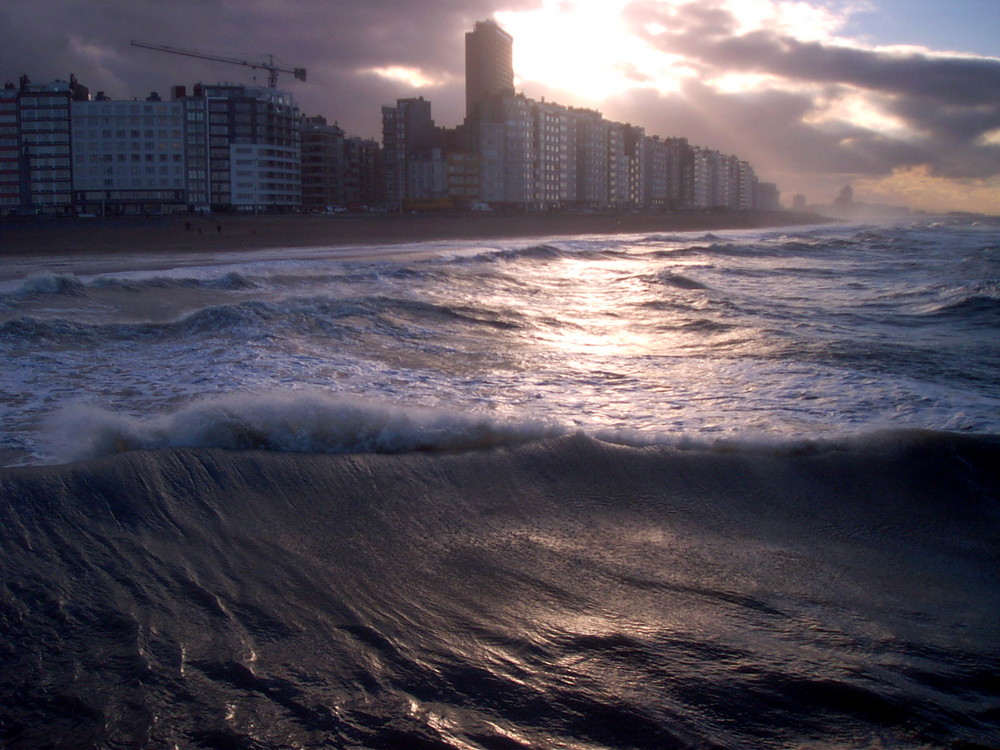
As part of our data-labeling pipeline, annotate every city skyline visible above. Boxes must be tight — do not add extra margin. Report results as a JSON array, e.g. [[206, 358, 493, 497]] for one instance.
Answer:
[[2, 0, 998, 213]]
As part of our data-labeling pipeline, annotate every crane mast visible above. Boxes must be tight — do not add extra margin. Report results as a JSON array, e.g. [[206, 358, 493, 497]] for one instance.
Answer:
[[130, 40, 306, 89]]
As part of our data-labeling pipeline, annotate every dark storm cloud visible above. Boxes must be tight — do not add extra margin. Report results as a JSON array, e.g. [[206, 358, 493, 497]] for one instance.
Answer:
[[616, 0, 1000, 182], [0, 0, 538, 136]]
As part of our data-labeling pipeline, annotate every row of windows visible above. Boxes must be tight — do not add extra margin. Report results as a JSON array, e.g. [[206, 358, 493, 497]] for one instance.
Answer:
[[82, 165, 183, 176], [20, 93, 69, 104], [30, 169, 71, 179], [21, 135, 70, 146], [234, 194, 300, 202], [77, 153, 182, 164], [20, 120, 70, 132], [80, 189, 184, 200], [26, 157, 70, 168], [74, 114, 180, 126], [75, 129, 182, 139], [82, 141, 182, 152], [87, 178, 185, 189]]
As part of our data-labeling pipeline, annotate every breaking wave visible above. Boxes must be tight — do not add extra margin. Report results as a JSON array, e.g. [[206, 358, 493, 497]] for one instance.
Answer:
[[44, 391, 564, 463]]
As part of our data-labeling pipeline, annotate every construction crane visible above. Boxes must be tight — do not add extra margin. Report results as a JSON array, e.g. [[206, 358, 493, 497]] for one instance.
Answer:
[[130, 40, 306, 89]]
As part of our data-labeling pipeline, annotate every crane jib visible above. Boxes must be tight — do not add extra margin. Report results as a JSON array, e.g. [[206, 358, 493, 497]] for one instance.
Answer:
[[130, 40, 306, 89]]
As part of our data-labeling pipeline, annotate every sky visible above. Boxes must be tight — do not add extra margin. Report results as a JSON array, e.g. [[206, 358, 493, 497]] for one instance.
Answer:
[[2, 0, 999, 213]]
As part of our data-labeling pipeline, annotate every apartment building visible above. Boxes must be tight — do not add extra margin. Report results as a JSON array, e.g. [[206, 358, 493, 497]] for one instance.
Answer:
[[756, 182, 781, 211], [736, 160, 758, 211], [382, 97, 435, 205], [533, 99, 576, 206], [447, 19, 763, 212], [341, 134, 381, 208], [689, 147, 712, 209], [3, 75, 87, 215], [573, 108, 610, 207], [0, 83, 18, 213], [178, 83, 301, 212], [71, 92, 186, 215], [624, 125, 646, 207], [465, 20, 515, 119], [300, 115, 345, 209]]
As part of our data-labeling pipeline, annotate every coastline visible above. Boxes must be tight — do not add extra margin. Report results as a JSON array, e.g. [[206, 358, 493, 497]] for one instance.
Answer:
[[0, 210, 834, 258]]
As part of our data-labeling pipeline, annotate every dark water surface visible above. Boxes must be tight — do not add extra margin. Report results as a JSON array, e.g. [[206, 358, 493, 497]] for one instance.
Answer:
[[2, 432, 998, 748], [1, 218, 998, 747]]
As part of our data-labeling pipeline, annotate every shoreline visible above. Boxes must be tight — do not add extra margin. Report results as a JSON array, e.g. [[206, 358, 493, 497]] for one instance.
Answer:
[[0, 210, 834, 258]]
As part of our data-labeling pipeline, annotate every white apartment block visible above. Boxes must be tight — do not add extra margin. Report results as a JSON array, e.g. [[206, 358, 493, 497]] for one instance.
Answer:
[[736, 160, 758, 211], [476, 120, 507, 204], [71, 96, 186, 214], [533, 99, 575, 205], [573, 108, 610, 206], [502, 95, 536, 204], [607, 121, 629, 206], [230, 143, 301, 209], [690, 147, 712, 209], [624, 125, 646, 207]]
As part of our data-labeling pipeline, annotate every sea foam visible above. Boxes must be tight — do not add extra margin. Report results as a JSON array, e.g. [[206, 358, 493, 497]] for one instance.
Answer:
[[44, 391, 564, 463]]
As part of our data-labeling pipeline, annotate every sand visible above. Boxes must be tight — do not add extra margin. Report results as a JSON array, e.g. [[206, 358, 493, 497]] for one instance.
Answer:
[[0, 210, 833, 259]]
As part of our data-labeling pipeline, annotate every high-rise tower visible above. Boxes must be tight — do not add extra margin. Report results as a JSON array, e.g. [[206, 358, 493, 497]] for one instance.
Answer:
[[465, 20, 514, 119]]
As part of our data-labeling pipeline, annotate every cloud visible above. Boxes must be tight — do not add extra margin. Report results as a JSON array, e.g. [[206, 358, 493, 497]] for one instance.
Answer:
[[855, 165, 1000, 214], [608, 0, 1000, 207], [0, 0, 535, 135]]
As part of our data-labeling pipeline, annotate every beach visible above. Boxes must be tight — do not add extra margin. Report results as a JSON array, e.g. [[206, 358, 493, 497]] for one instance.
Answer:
[[0, 209, 831, 257]]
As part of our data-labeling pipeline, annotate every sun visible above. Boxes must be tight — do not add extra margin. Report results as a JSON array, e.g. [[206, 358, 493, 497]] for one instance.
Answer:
[[495, 0, 685, 102]]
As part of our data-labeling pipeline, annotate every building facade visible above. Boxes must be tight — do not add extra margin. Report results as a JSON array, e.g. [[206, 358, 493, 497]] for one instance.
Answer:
[[71, 92, 187, 215], [756, 182, 781, 211], [0, 83, 19, 213], [341, 134, 381, 208], [300, 115, 345, 209], [382, 97, 436, 205], [573, 108, 610, 207], [533, 99, 575, 206], [182, 83, 301, 212], [465, 20, 514, 119], [4, 75, 88, 215]]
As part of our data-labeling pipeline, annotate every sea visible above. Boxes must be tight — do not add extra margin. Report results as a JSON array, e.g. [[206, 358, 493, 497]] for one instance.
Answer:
[[0, 217, 997, 749]]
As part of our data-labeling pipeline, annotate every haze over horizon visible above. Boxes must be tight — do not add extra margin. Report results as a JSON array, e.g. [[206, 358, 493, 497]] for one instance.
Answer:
[[2, 0, 998, 214]]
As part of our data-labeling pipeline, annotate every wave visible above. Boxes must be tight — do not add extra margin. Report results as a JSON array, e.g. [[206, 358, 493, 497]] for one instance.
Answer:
[[1, 430, 997, 748], [0, 291, 528, 346], [655, 271, 709, 290], [2, 271, 259, 303], [8, 273, 88, 297], [924, 294, 1000, 325], [42, 391, 564, 463], [912, 282, 1000, 326], [472, 243, 568, 263], [462, 241, 632, 264], [92, 270, 259, 292]]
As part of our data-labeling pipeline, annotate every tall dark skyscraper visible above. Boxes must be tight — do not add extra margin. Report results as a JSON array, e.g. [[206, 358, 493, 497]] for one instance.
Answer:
[[465, 20, 514, 119]]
